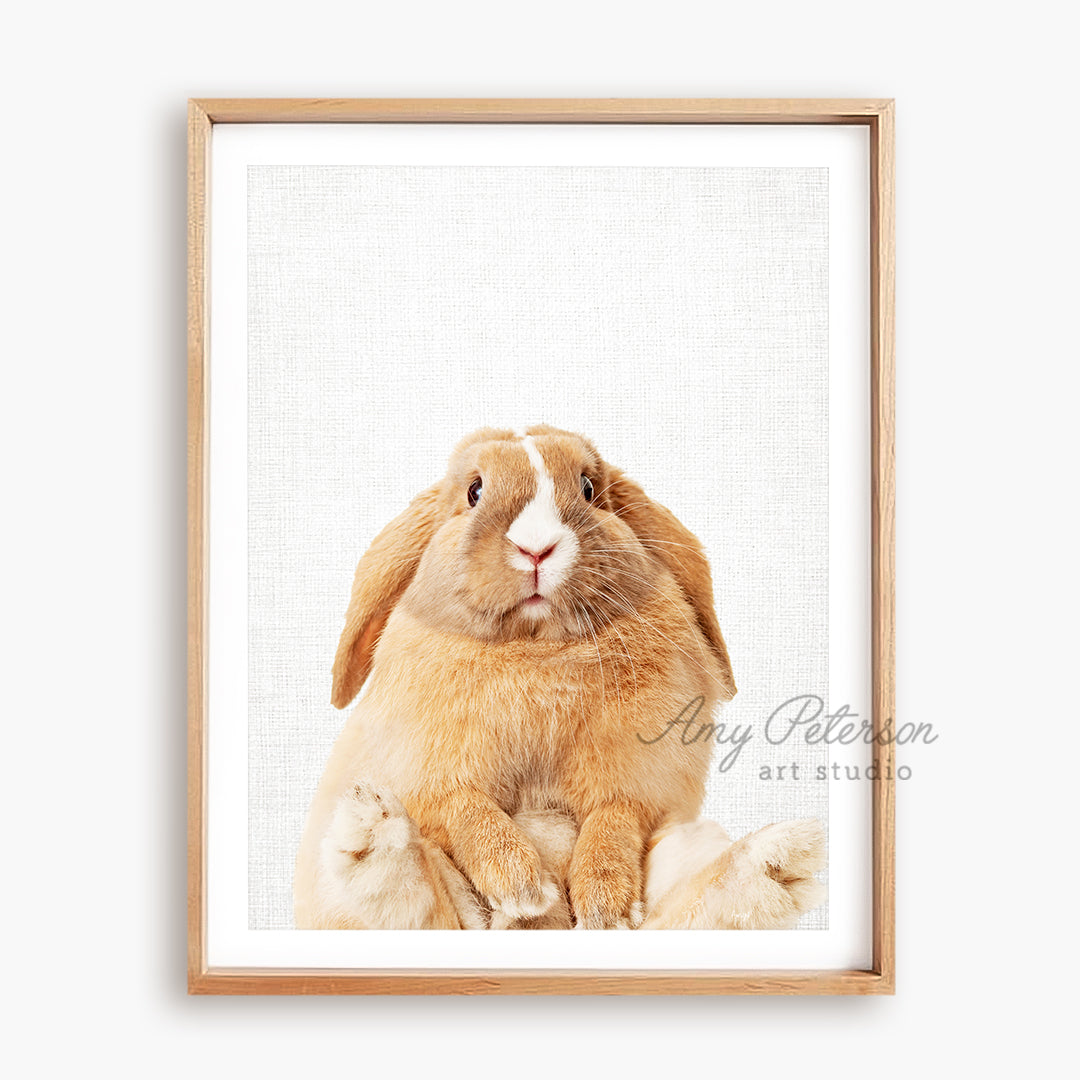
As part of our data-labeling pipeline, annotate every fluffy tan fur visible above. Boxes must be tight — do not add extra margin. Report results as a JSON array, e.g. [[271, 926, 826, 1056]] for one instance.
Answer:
[[294, 427, 823, 930]]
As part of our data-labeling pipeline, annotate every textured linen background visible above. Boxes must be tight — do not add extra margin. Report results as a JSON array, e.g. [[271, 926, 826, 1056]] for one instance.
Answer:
[[247, 166, 829, 930]]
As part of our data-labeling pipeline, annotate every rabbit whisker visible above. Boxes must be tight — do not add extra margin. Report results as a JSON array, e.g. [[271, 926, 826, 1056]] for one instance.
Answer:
[[574, 563, 710, 665], [574, 571, 719, 685]]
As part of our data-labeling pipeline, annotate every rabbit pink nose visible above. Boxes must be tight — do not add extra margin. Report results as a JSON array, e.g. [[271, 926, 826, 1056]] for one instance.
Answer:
[[516, 543, 557, 567]]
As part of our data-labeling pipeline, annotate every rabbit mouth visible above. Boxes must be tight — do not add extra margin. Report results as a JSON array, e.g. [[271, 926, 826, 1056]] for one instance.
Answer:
[[519, 592, 552, 617]]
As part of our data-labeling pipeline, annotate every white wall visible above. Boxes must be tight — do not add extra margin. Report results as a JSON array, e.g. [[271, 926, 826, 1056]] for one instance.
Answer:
[[4, 1, 1074, 1076]]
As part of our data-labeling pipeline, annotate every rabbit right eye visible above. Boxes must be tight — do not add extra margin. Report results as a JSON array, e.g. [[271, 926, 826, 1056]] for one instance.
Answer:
[[467, 477, 483, 507]]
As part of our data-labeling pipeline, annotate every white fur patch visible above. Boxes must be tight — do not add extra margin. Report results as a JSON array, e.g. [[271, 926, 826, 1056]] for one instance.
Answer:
[[505, 436, 578, 599], [644, 820, 733, 912]]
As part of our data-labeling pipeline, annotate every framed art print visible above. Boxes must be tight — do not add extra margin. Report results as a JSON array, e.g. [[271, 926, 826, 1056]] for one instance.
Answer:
[[187, 98, 895, 994]]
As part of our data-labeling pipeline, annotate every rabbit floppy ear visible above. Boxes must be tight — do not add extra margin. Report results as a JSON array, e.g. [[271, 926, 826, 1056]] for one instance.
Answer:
[[603, 468, 737, 700], [330, 484, 442, 709]]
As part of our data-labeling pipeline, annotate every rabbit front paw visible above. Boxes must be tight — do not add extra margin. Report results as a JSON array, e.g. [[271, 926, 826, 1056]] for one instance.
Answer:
[[477, 841, 560, 921], [569, 863, 645, 930]]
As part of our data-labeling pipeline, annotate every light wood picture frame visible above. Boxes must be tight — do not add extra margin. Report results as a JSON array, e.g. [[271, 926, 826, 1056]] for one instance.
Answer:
[[188, 98, 895, 995]]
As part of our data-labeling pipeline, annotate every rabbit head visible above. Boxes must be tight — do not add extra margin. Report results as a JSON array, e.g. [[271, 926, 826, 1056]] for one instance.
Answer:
[[330, 426, 735, 709]]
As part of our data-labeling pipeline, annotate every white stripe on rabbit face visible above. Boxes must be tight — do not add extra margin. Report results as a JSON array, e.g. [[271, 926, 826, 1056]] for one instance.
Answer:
[[505, 435, 578, 610]]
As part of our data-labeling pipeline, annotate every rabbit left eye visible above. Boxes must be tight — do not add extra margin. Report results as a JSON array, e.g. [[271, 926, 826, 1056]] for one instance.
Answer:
[[580, 475, 595, 501], [467, 477, 483, 507]]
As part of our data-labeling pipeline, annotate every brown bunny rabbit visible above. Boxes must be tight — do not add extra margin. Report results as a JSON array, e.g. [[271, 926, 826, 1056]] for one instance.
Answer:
[[294, 426, 824, 930]]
